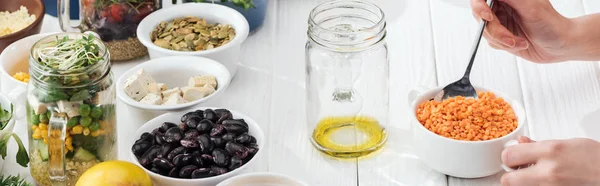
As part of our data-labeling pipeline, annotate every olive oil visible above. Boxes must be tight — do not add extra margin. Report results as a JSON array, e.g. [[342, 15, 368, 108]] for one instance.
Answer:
[[311, 116, 387, 158]]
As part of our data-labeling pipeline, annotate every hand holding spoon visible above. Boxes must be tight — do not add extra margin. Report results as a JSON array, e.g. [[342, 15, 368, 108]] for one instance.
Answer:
[[435, 0, 496, 101]]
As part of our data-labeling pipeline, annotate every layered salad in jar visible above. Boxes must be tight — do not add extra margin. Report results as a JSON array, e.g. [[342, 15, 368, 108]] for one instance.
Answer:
[[81, 0, 159, 60], [27, 34, 117, 186]]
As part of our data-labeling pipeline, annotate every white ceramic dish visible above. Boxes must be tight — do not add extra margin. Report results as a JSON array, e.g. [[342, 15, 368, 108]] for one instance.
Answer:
[[0, 93, 16, 170], [0, 32, 57, 119], [116, 56, 231, 111], [137, 3, 250, 77], [217, 172, 308, 186], [129, 107, 265, 186], [408, 85, 527, 178]]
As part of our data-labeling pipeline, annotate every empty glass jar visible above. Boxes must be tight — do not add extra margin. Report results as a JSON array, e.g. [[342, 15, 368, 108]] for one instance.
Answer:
[[306, 0, 389, 158]]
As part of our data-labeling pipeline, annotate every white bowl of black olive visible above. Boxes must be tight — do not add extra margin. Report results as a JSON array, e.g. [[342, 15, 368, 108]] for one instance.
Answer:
[[129, 107, 264, 186]]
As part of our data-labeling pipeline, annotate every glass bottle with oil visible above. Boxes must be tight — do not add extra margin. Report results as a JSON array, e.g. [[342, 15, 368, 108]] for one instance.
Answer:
[[305, 0, 388, 159]]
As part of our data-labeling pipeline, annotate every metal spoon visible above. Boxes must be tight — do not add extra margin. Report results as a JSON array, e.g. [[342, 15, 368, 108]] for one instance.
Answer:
[[435, 0, 496, 101]]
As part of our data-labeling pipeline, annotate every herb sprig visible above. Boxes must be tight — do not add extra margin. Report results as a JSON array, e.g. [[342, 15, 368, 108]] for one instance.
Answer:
[[34, 34, 104, 71], [189, 0, 255, 10], [0, 175, 32, 186], [0, 104, 29, 168]]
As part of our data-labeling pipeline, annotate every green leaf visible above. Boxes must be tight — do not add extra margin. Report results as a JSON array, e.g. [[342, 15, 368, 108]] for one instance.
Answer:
[[70, 90, 91, 102], [0, 104, 13, 130], [0, 131, 30, 167]]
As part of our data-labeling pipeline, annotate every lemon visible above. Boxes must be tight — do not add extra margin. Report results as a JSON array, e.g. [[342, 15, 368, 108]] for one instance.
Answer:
[[76, 160, 153, 186]]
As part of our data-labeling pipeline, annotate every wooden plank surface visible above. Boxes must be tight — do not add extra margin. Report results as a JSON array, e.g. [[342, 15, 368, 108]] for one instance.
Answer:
[[357, 0, 446, 185], [517, 0, 600, 141]]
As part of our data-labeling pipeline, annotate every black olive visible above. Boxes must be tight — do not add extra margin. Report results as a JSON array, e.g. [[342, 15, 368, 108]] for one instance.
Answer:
[[179, 165, 198, 178], [222, 133, 237, 142], [197, 135, 214, 154], [234, 133, 254, 145], [181, 112, 201, 122], [210, 125, 226, 137], [201, 154, 213, 165], [173, 154, 193, 168], [191, 168, 212, 178], [151, 128, 162, 136], [223, 119, 249, 128], [155, 133, 166, 145], [184, 116, 202, 129], [140, 132, 154, 142], [167, 146, 187, 160], [203, 109, 217, 122], [169, 168, 179, 178], [228, 157, 243, 170], [164, 127, 183, 143], [211, 137, 226, 148], [191, 150, 202, 157], [196, 119, 214, 133], [209, 166, 228, 176], [132, 141, 152, 157], [150, 166, 163, 175], [153, 157, 175, 171], [139, 145, 160, 168], [184, 130, 200, 139], [192, 156, 204, 167], [248, 146, 259, 156], [180, 137, 199, 149], [214, 109, 233, 124], [160, 122, 178, 133], [158, 143, 173, 158], [225, 142, 249, 159], [194, 109, 204, 116], [212, 148, 230, 167], [178, 123, 189, 132], [222, 123, 248, 135]]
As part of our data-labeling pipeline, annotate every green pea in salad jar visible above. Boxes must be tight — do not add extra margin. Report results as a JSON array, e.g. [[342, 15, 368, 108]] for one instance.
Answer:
[[26, 33, 117, 186]]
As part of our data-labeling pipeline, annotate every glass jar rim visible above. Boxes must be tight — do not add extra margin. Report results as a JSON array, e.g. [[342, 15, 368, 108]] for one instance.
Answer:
[[308, 0, 386, 35], [28, 32, 111, 89]]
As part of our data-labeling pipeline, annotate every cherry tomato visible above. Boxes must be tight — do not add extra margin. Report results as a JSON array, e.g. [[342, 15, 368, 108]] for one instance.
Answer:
[[109, 3, 127, 22]]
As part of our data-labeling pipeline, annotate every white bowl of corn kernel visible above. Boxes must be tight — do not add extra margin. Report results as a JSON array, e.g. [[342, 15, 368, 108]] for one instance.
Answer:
[[0, 32, 56, 119]]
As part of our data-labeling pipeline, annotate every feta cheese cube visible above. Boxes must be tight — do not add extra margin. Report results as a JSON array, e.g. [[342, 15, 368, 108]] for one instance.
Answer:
[[188, 75, 217, 89], [181, 86, 205, 102], [157, 83, 168, 91], [57, 101, 82, 118], [162, 93, 186, 105], [27, 94, 47, 115], [161, 87, 182, 99], [140, 93, 163, 105], [90, 90, 111, 105], [123, 69, 158, 101], [199, 84, 216, 95]]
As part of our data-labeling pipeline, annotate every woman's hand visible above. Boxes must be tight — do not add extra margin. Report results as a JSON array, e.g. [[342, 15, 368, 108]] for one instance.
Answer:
[[501, 136, 600, 186], [470, 0, 574, 63]]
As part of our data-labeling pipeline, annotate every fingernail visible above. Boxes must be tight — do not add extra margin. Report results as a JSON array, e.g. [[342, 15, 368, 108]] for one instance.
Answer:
[[501, 37, 516, 48], [480, 11, 494, 21], [516, 39, 529, 49]]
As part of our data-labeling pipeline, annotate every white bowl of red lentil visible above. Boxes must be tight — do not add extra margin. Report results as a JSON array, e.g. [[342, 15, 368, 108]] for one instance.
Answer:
[[407, 85, 526, 178]]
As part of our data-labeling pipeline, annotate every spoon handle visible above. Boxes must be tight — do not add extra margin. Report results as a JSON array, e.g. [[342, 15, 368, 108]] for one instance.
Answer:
[[463, 0, 496, 78]]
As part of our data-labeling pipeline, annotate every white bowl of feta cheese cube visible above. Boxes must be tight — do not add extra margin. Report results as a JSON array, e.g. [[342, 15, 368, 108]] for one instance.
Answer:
[[116, 56, 231, 111]]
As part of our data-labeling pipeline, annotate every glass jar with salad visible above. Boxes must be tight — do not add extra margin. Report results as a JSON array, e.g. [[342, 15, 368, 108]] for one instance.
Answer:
[[58, 0, 161, 61], [26, 33, 117, 186]]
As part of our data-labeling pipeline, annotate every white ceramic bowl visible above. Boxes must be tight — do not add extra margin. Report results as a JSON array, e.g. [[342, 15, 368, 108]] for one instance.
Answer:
[[217, 172, 308, 186], [0, 93, 16, 170], [116, 56, 231, 111], [129, 107, 265, 186], [0, 32, 57, 119], [408, 85, 527, 178], [137, 3, 250, 77]]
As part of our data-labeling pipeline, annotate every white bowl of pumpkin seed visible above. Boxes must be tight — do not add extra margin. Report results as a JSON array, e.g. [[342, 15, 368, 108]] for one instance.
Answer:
[[137, 3, 249, 78]]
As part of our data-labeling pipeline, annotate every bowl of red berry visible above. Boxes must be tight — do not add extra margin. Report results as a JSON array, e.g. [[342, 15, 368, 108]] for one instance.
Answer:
[[58, 0, 161, 61]]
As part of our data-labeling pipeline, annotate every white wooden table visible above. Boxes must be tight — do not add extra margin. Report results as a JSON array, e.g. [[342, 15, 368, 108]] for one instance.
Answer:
[[3, 0, 600, 185]]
